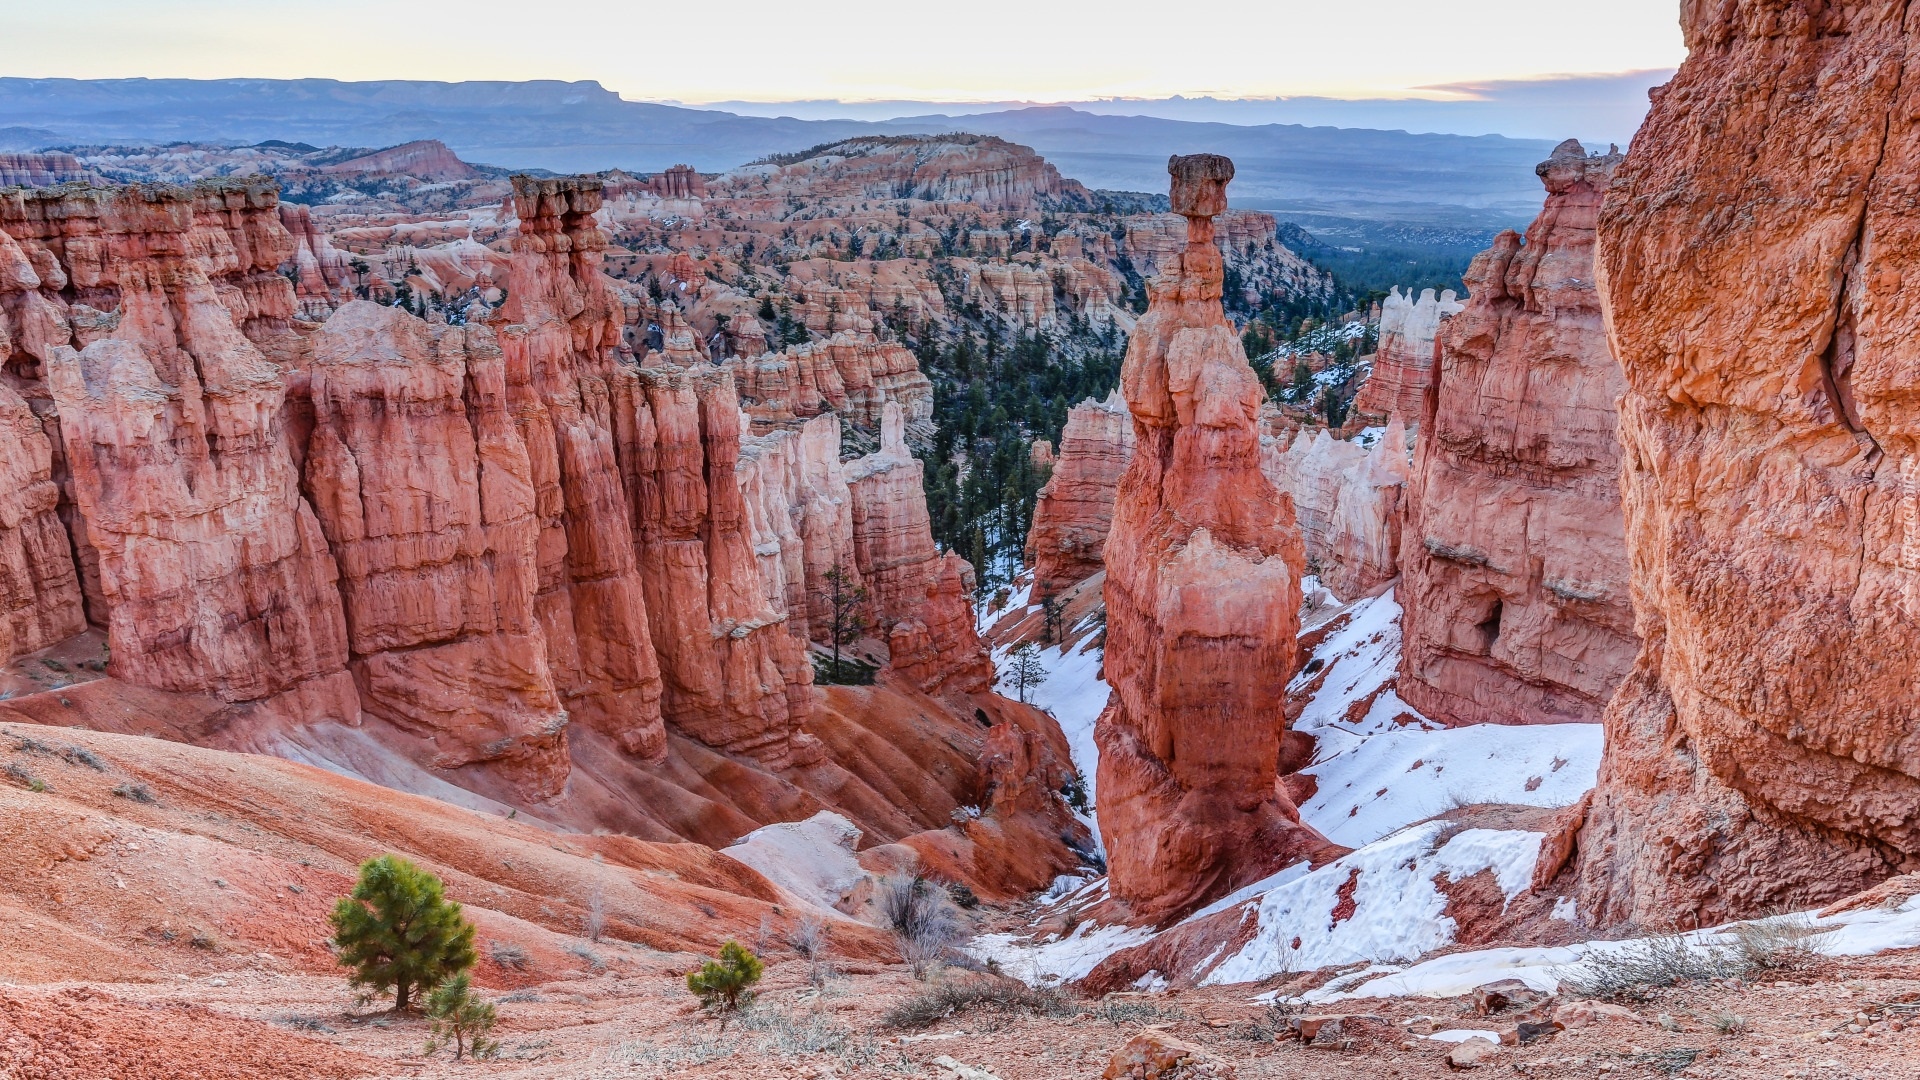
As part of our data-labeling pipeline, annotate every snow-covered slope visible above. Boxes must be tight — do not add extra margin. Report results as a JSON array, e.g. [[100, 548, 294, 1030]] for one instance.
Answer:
[[1289, 590, 1600, 847], [973, 582, 1604, 989]]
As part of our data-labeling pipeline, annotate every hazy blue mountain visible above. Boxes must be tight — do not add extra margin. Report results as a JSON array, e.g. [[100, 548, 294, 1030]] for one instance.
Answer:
[[0, 77, 1560, 226]]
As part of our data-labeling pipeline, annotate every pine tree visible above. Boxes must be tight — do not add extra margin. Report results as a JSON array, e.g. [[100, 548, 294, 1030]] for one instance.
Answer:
[[424, 973, 499, 1060], [1322, 388, 1349, 429], [822, 564, 869, 681], [1007, 642, 1048, 704], [687, 940, 765, 1013], [330, 854, 476, 1011], [968, 527, 989, 596]]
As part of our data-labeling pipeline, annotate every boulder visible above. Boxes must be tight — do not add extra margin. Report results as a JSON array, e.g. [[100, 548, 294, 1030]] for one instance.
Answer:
[[1101, 1031, 1237, 1079]]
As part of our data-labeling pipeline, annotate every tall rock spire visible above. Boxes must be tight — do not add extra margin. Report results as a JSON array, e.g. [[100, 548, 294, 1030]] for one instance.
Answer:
[[1095, 154, 1333, 924]]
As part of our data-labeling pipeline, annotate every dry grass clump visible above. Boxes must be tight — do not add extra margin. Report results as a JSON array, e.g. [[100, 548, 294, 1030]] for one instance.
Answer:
[[877, 872, 969, 979], [1728, 914, 1822, 974], [1558, 934, 1749, 1002], [880, 976, 1074, 1031]]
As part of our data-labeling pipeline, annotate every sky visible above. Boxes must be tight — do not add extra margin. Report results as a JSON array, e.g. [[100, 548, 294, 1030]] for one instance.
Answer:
[[6, 0, 1688, 107]]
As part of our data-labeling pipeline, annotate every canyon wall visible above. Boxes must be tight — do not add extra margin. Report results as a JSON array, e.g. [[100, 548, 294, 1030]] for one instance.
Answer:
[[1578, 0, 1920, 924], [304, 302, 573, 793], [1261, 421, 1408, 600], [495, 176, 673, 765], [0, 152, 93, 188], [725, 331, 933, 433], [1027, 390, 1134, 600], [740, 135, 1090, 210], [0, 380, 84, 664], [13, 180, 361, 731], [1096, 154, 1328, 924], [0, 172, 995, 790], [1352, 286, 1463, 423], [1396, 140, 1636, 730]]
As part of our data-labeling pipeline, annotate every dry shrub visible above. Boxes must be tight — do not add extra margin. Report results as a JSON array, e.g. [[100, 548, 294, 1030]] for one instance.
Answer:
[[1557, 934, 1748, 1002], [877, 872, 968, 979], [880, 976, 1074, 1030], [1729, 914, 1821, 974]]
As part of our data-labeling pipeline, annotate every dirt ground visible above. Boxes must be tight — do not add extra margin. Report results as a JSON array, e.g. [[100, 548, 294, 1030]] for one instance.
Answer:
[[5, 943, 1920, 1078]]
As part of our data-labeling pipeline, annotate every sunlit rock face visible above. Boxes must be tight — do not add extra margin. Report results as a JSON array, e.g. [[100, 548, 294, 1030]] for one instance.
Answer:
[[1579, 1, 1920, 925]]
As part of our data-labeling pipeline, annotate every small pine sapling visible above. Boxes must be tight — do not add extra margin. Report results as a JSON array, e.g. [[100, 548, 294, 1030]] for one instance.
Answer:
[[424, 973, 499, 1060], [686, 939, 765, 1014]]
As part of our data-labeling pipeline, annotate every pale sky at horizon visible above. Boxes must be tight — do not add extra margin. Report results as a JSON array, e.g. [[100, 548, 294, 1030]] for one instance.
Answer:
[[5, 0, 1688, 105]]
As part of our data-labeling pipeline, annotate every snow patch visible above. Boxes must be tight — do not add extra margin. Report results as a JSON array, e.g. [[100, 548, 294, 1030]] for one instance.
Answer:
[[1427, 1029, 1505, 1044], [971, 920, 1156, 986], [1291, 590, 1602, 847], [1203, 823, 1543, 986]]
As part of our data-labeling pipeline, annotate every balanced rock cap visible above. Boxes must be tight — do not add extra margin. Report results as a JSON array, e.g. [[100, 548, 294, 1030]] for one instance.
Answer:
[[1168, 153, 1234, 219]]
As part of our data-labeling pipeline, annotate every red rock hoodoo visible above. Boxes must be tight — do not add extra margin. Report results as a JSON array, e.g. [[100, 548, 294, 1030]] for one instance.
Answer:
[[1578, 0, 1920, 924], [1396, 139, 1635, 728], [1352, 285, 1463, 423], [849, 403, 994, 695], [494, 176, 675, 763], [1095, 154, 1329, 924], [647, 164, 708, 200], [1027, 390, 1134, 600]]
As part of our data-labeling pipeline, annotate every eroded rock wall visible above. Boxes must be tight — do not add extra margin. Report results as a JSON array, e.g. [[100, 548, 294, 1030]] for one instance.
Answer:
[[304, 301, 571, 793], [1261, 421, 1408, 600], [1353, 286, 1463, 423], [1027, 390, 1134, 600], [726, 331, 933, 433], [1397, 140, 1635, 730], [497, 176, 670, 762], [0, 171, 1015, 842], [623, 362, 819, 765], [11, 181, 360, 728], [1095, 155, 1329, 924], [1578, 1, 1920, 924], [0, 380, 84, 664]]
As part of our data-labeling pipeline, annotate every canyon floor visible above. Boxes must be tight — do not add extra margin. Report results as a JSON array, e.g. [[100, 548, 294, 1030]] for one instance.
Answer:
[[9, 931, 1920, 1078]]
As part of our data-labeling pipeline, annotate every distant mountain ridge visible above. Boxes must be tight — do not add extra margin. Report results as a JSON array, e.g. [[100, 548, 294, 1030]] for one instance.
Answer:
[[0, 77, 1559, 225]]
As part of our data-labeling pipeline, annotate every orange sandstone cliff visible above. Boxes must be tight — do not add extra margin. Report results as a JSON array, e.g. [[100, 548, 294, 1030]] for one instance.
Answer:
[[1027, 390, 1134, 600], [1577, 0, 1920, 923], [1397, 140, 1636, 729], [28, 181, 361, 732], [1095, 154, 1332, 924]]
